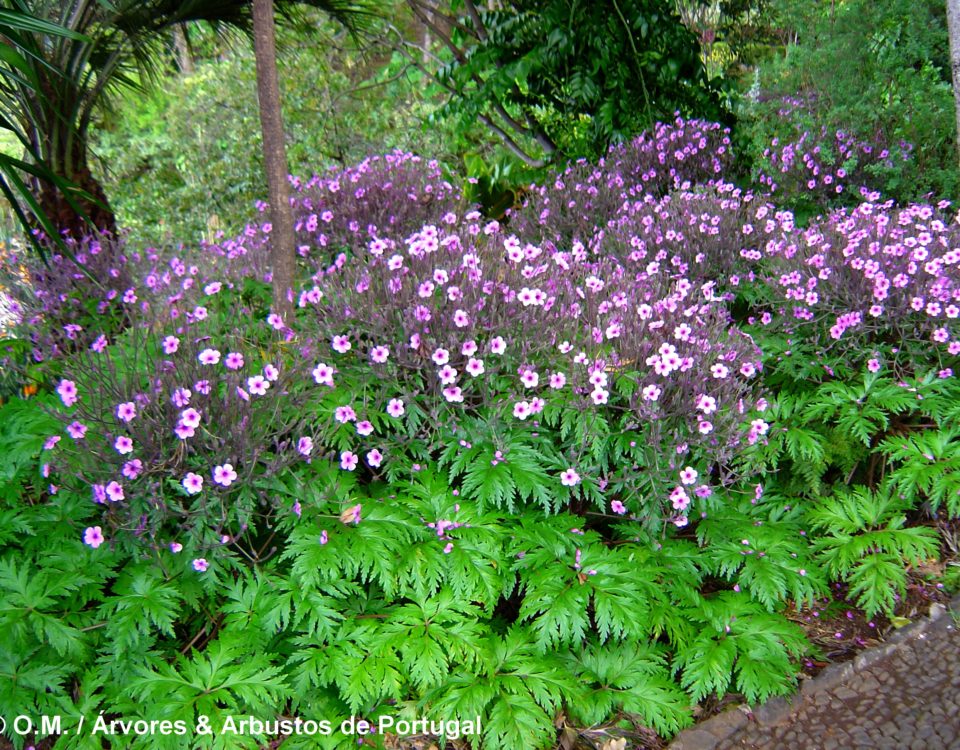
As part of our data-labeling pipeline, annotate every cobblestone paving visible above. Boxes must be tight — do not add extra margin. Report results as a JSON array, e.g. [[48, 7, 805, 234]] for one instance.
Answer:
[[671, 601, 960, 750]]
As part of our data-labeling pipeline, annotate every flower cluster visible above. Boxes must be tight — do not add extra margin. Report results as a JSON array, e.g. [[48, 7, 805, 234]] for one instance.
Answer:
[[508, 116, 734, 246]]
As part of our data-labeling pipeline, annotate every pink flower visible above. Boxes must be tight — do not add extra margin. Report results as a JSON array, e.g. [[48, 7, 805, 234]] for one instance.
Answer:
[[386, 398, 405, 418], [298, 437, 314, 455], [560, 468, 581, 487], [106, 481, 124, 502], [513, 401, 532, 419], [180, 408, 201, 428], [370, 345, 390, 363], [432, 348, 450, 365], [225, 352, 245, 370], [247, 375, 269, 395], [122, 459, 143, 479], [115, 436, 134, 455], [453, 309, 470, 327], [320, 530, 329, 545], [67, 421, 87, 439], [591, 388, 609, 405], [169, 542, 182, 553], [696, 394, 717, 414], [83, 526, 104, 549], [466, 358, 485, 376], [443, 386, 464, 403], [642, 384, 661, 402], [199, 348, 221, 365], [332, 335, 352, 354], [116, 402, 136, 422], [698, 420, 713, 435], [335, 405, 357, 423], [175, 423, 196, 440], [520, 369, 539, 388], [549, 372, 567, 389], [162, 336, 180, 354], [183, 472, 204, 494], [44, 435, 61, 450], [611, 500, 627, 515], [670, 486, 690, 510], [213, 463, 237, 486], [267, 313, 284, 330], [340, 451, 358, 471], [679, 467, 698, 485], [366, 448, 383, 467], [263, 363, 280, 381], [57, 379, 78, 407], [172, 387, 191, 407], [356, 421, 374, 436], [867, 358, 881, 373], [192, 558, 208, 572], [312, 362, 335, 386], [711, 363, 729, 379], [490, 336, 507, 355], [461, 340, 478, 356]]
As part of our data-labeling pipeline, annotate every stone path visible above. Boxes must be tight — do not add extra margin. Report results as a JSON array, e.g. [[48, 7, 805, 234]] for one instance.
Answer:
[[670, 598, 960, 750]]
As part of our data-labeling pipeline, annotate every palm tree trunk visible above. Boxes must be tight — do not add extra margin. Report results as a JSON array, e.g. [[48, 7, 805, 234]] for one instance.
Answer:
[[252, 0, 296, 321], [948, 0, 960, 166], [36, 151, 117, 240]]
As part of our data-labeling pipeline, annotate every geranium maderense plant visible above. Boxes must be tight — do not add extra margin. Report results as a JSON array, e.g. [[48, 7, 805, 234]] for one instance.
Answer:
[[9, 116, 960, 750]]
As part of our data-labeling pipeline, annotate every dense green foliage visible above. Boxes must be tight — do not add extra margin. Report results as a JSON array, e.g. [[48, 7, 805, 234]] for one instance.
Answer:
[[429, 0, 728, 161], [740, 0, 959, 206]]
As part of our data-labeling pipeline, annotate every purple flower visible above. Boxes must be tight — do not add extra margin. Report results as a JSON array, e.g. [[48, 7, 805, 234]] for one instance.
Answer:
[[386, 398, 405, 418], [183, 472, 204, 494], [57, 379, 78, 407], [335, 405, 357, 423], [356, 420, 374, 436], [225, 352, 245, 370], [106, 481, 124, 502], [247, 376, 269, 395], [83, 526, 104, 549], [332, 335, 352, 354], [122, 459, 143, 479], [312, 362, 335, 386], [320, 530, 329, 545], [199, 348, 221, 365], [213, 463, 238, 487], [560, 468, 581, 487], [513, 401, 532, 420]]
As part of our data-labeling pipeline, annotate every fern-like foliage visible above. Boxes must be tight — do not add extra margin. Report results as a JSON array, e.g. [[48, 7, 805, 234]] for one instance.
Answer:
[[673, 592, 807, 705], [806, 485, 940, 617]]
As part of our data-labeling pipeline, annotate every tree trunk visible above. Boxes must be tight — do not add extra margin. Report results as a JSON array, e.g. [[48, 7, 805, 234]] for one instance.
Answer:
[[948, 0, 960, 166], [36, 154, 117, 240], [173, 24, 194, 75], [252, 0, 296, 322]]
